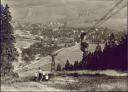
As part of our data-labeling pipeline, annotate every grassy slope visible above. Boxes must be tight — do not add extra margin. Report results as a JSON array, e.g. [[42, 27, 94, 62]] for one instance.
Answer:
[[16, 43, 105, 77]]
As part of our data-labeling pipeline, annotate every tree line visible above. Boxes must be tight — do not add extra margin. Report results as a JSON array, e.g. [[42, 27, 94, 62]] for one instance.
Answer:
[[61, 33, 127, 71], [0, 4, 19, 78]]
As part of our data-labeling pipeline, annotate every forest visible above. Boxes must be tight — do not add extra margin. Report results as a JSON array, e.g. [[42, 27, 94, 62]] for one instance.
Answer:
[[63, 33, 127, 71]]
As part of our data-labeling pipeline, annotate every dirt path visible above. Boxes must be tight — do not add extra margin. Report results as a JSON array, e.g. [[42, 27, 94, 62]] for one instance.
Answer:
[[1, 81, 61, 91]]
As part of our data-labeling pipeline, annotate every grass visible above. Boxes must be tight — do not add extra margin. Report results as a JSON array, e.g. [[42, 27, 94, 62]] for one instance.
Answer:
[[42, 75, 128, 91], [17, 43, 104, 72], [2, 69, 127, 91], [1, 73, 128, 91]]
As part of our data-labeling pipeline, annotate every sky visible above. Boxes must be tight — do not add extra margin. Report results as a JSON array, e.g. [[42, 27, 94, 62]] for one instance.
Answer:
[[1, 0, 127, 31]]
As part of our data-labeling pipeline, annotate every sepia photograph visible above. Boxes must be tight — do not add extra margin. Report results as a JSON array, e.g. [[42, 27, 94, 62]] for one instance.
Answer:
[[1, 0, 128, 91]]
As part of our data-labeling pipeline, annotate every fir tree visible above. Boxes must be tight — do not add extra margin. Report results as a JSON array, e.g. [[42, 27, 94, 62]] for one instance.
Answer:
[[73, 61, 79, 70], [0, 4, 19, 77], [69, 64, 74, 71], [22, 48, 35, 64], [108, 33, 117, 48], [64, 59, 70, 70], [93, 44, 102, 69], [56, 64, 61, 71]]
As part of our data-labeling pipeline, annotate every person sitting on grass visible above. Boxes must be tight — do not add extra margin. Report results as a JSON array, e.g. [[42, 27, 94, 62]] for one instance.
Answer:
[[45, 75, 49, 81], [42, 70, 46, 81]]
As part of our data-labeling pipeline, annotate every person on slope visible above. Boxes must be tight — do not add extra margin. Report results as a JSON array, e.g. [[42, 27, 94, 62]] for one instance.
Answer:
[[34, 72, 38, 81], [38, 67, 43, 82]]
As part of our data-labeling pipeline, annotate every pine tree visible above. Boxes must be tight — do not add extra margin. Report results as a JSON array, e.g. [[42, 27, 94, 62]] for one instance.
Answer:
[[101, 33, 116, 69], [56, 64, 61, 71], [86, 52, 94, 69], [64, 59, 70, 70], [108, 33, 117, 48], [93, 44, 102, 69], [69, 64, 74, 71], [22, 48, 35, 64], [73, 61, 79, 70], [101, 33, 127, 70], [0, 4, 19, 77]]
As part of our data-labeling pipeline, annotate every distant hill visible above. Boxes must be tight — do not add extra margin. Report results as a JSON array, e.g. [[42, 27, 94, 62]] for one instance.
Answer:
[[3, 0, 127, 31]]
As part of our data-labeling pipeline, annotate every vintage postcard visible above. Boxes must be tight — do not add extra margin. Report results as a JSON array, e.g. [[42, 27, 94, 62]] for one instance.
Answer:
[[1, 0, 128, 91]]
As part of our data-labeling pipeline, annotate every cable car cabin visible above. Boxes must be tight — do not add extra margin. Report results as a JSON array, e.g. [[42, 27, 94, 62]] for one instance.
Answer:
[[80, 32, 89, 52], [80, 41, 88, 52]]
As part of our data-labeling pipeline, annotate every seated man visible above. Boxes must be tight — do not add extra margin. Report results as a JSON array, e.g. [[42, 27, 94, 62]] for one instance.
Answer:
[[45, 75, 49, 81]]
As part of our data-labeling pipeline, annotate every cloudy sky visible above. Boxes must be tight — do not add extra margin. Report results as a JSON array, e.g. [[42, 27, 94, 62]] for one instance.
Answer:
[[2, 0, 127, 31]]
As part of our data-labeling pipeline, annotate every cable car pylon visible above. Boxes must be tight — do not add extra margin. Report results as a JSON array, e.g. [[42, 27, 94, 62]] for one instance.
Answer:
[[48, 48, 65, 72]]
